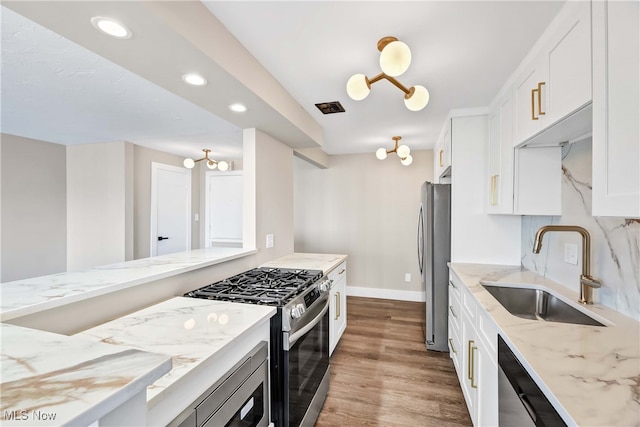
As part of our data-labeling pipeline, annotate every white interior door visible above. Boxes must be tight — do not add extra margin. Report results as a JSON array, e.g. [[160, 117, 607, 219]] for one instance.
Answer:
[[205, 171, 243, 247], [150, 162, 191, 256]]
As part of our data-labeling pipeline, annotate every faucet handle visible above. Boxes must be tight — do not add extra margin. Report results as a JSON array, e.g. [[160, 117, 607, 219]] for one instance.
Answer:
[[580, 275, 602, 289]]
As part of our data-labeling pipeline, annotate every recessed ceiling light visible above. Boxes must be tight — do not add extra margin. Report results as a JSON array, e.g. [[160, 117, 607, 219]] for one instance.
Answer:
[[182, 73, 208, 86], [90, 17, 132, 39], [229, 103, 248, 113]]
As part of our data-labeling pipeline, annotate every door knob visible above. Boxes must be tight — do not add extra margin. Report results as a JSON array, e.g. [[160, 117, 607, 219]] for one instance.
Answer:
[[157, 236, 170, 241]]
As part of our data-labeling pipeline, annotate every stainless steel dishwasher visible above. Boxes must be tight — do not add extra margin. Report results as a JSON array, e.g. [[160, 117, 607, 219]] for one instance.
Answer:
[[497, 335, 567, 427], [169, 341, 269, 427]]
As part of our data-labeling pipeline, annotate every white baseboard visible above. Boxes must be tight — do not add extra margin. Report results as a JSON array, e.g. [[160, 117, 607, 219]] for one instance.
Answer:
[[346, 285, 425, 302]]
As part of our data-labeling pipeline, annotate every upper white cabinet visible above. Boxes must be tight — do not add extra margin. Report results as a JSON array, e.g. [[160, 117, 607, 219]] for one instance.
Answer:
[[514, 1, 592, 147], [592, 0, 640, 217], [434, 119, 452, 183], [486, 93, 515, 213]]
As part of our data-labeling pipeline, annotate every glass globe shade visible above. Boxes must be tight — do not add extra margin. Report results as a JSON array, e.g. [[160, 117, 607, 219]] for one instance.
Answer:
[[376, 148, 388, 160], [183, 158, 195, 169], [379, 41, 411, 77], [218, 161, 229, 172], [401, 154, 413, 166], [405, 85, 430, 111], [396, 144, 410, 159], [207, 161, 217, 170], [346, 74, 370, 101]]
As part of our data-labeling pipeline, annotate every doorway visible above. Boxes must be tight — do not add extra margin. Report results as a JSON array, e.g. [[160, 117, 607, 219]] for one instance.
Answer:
[[150, 162, 191, 256]]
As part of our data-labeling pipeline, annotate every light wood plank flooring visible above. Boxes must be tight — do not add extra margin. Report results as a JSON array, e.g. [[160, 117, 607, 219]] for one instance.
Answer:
[[315, 297, 472, 427]]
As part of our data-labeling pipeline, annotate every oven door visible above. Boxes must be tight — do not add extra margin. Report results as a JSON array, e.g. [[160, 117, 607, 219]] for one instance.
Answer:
[[284, 295, 330, 427]]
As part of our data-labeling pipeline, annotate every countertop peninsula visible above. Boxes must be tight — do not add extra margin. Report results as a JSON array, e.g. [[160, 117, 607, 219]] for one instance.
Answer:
[[0, 247, 256, 322], [449, 262, 640, 427]]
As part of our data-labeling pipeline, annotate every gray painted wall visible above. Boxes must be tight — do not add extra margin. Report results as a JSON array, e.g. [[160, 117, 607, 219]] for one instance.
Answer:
[[1, 133, 67, 281]]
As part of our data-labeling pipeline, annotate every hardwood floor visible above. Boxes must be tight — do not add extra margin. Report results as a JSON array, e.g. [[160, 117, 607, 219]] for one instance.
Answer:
[[315, 297, 472, 427]]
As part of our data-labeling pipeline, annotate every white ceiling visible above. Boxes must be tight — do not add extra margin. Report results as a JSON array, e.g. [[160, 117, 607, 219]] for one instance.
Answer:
[[1, 1, 565, 159]]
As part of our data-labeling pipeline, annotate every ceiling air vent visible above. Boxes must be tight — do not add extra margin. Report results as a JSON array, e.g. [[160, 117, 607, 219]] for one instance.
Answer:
[[315, 101, 345, 115]]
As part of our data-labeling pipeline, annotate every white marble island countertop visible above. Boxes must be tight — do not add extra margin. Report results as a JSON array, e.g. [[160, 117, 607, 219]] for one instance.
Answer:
[[76, 297, 275, 426], [261, 252, 347, 275], [449, 263, 640, 427], [0, 247, 256, 322], [0, 323, 171, 426]]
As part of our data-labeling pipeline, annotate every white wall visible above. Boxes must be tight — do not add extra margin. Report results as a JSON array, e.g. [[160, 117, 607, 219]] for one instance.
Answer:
[[0, 134, 67, 281], [450, 115, 522, 265], [522, 139, 640, 320], [67, 142, 132, 271], [294, 150, 433, 301]]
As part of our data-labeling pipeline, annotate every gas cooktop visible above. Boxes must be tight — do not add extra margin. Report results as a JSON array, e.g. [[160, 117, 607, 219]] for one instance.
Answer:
[[184, 267, 324, 306]]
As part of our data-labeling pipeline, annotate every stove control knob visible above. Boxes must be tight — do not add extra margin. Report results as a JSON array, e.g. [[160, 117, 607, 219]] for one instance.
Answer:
[[291, 304, 306, 319], [319, 280, 330, 292]]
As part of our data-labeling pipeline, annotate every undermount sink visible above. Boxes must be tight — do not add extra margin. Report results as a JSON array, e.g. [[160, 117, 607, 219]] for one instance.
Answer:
[[480, 282, 606, 327]]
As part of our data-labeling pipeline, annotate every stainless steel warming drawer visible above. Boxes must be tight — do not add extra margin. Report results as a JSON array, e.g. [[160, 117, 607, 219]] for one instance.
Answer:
[[169, 341, 269, 427]]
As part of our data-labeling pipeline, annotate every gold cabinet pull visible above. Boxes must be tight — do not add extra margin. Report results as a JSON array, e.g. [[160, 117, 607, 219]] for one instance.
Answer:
[[448, 338, 457, 355], [338, 268, 346, 275], [467, 340, 474, 381], [439, 149, 444, 167], [531, 88, 539, 120], [470, 344, 478, 389], [490, 174, 498, 206], [335, 292, 340, 320], [538, 82, 546, 115]]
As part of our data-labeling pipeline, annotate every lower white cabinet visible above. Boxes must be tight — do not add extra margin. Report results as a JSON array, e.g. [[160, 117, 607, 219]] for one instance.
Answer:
[[450, 271, 498, 426], [329, 262, 347, 356]]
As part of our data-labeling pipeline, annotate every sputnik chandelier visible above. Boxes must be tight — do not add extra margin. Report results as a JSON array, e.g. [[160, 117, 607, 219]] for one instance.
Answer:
[[376, 136, 413, 166], [346, 36, 430, 111], [183, 149, 229, 171]]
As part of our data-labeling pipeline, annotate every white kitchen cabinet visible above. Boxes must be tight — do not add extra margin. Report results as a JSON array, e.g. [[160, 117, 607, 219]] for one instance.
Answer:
[[450, 271, 498, 427], [513, 1, 592, 147], [486, 93, 561, 216], [434, 119, 452, 183], [592, 0, 640, 217], [328, 262, 347, 356], [486, 93, 515, 213]]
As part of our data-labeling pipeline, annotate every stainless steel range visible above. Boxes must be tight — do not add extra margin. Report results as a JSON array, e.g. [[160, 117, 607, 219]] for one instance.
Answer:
[[185, 267, 331, 427]]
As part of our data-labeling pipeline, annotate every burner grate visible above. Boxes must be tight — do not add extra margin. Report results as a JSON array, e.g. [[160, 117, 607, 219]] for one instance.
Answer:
[[186, 267, 323, 305]]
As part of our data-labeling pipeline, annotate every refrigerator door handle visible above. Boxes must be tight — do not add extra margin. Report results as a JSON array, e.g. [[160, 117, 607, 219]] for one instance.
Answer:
[[417, 203, 424, 274]]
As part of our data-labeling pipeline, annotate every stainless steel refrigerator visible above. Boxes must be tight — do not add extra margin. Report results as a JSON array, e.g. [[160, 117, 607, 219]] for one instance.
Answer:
[[417, 181, 451, 352]]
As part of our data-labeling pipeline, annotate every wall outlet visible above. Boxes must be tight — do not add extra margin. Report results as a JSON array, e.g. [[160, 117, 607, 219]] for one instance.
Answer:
[[266, 234, 274, 249], [405, 273, 411, 282], [194, 213, 199, 222], [564, 243, 578, 265]]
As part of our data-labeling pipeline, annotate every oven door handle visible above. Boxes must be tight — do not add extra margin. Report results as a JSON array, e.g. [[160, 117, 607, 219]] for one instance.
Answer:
[[285, 297, 330, 351]]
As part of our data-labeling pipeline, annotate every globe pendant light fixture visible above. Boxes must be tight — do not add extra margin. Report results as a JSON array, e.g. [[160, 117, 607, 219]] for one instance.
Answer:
[[183, 149, 229, 171], [346, 36, 430, 112], [376, 136, 413, 166]]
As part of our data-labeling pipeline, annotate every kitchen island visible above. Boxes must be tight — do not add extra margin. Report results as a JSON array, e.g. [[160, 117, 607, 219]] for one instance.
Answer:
[[77, 297, 275, 426], [449, 263, 640, 426]]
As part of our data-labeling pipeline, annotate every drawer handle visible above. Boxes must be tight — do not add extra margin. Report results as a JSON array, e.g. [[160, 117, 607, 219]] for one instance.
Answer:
[[449, 305, 457, 319], [467, 340, 474, 381], [537, 82, 546, 116], [449, 280, 457, 290], [470, 343, 478, 389], [448, 338, 457, 355], [338, 268, 346, 275]]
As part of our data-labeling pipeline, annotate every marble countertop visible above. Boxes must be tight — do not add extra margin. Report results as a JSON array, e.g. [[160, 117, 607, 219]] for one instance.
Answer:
[[0, 323, 171, 426], [0, 247, 256, 322], [449, 263, 640, 427], [76, 297, 275, 411], [261, 252, 347, 275]]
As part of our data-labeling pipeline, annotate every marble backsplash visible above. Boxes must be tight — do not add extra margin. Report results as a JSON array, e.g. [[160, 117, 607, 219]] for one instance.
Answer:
[[521, 139, 640, 321]]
